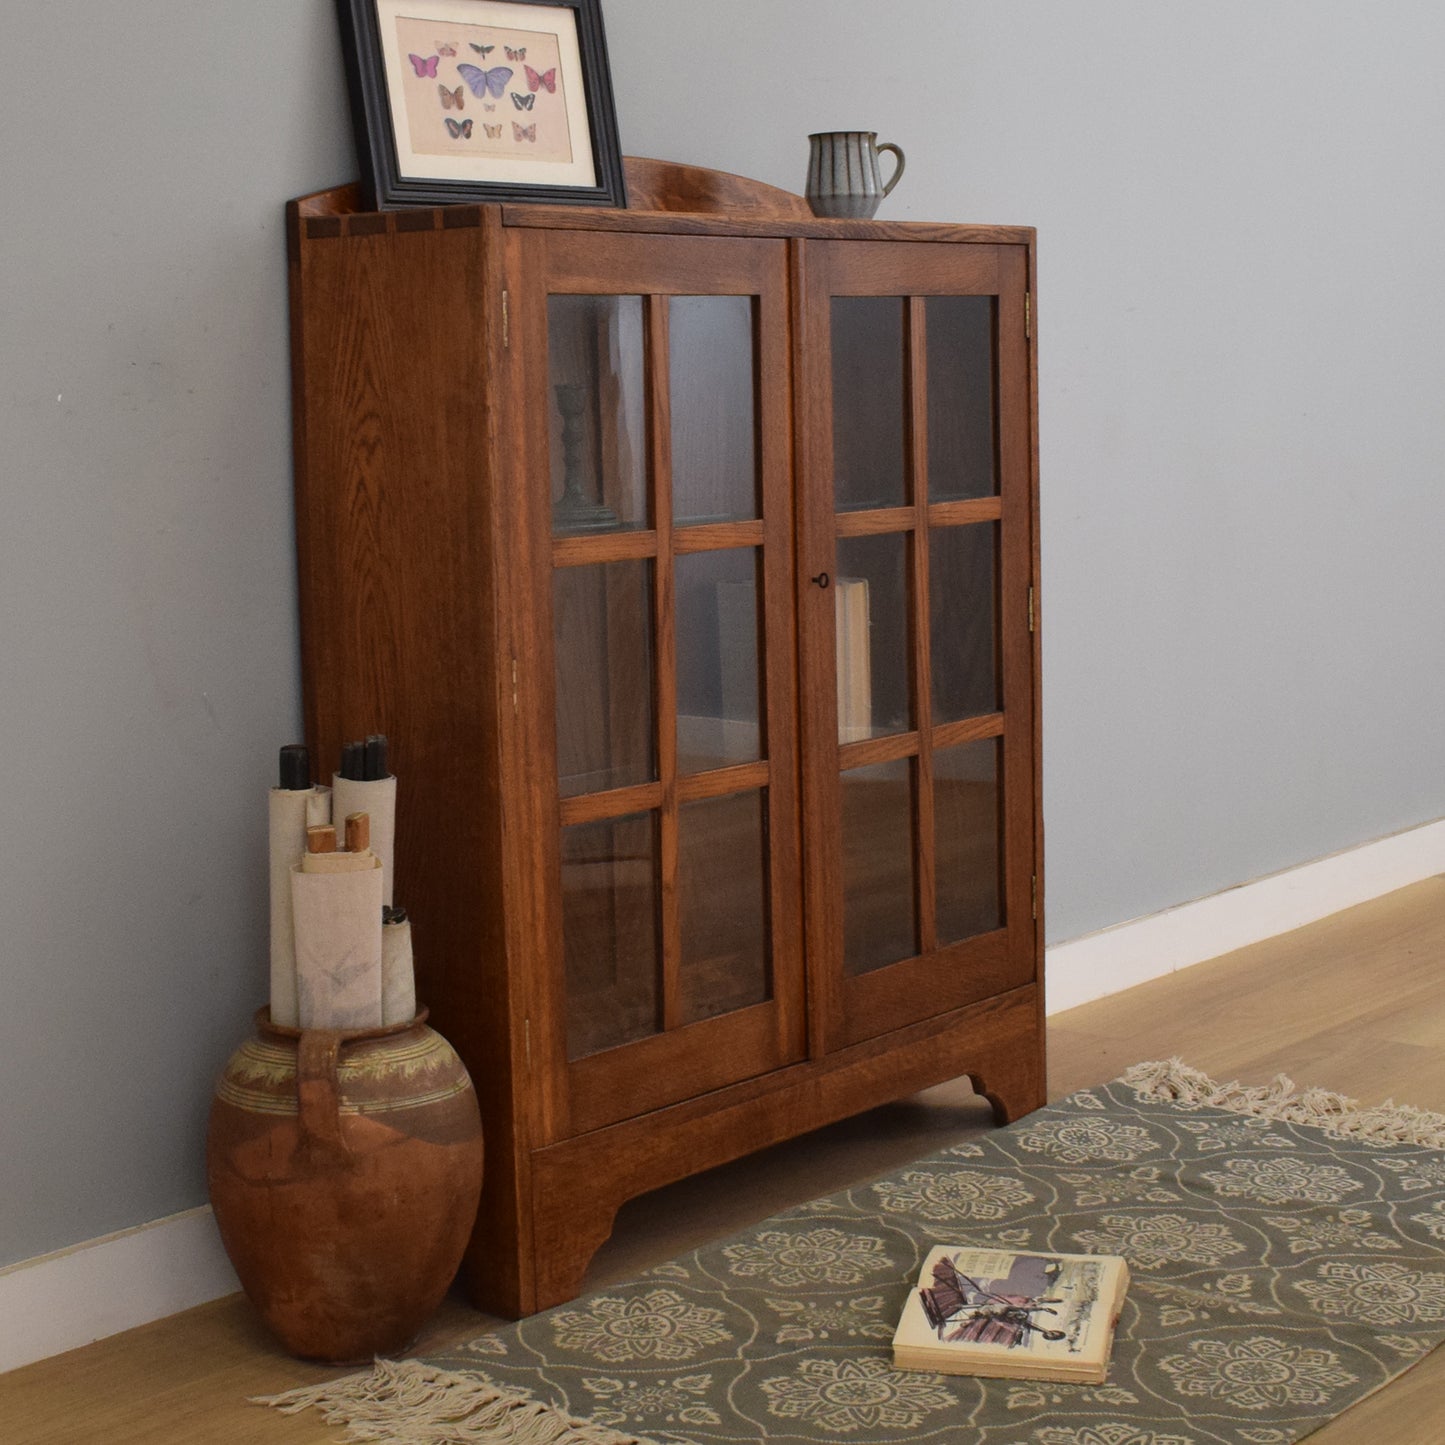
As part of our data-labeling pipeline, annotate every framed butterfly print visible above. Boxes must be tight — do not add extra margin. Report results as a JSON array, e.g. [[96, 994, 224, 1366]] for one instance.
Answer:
[[337, 0, 626, 209]]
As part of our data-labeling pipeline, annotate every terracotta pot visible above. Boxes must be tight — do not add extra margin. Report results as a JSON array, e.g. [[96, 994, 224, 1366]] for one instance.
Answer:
[[207, 1007, 483, 1362]]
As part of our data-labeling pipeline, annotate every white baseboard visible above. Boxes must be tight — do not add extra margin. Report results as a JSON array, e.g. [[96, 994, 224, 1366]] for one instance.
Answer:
[[0, 1206, 237, 1375], [1045, 817, 1445, 1015], [6, 817, 1442, 1375]]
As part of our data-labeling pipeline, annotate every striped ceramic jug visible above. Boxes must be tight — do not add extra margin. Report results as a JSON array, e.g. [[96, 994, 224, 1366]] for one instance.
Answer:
[[805, 131, 906, 219]]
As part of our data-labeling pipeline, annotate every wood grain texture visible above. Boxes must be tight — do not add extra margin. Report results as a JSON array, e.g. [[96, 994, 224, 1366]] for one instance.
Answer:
[[837, 730, 922, 770], [1024, 234, 1046, 1065], [933, 712, 1007, 749], [909, 296, 938, 958], [288, 180, 1042, 1319], [795, 240, 1038, 1057], [994, 245, 1038, 986], [791, 237, 842, 1063], [650, 292, 682, 1036], [288, 176, 1034, 246], [930, 496, 1003, 526], [505, 204, 1036, 246], [551, 530, 658, 566], [501, 221, 572, 1201], [622, 155, 814, 220], [835, 505, 918, 537], [292, 153, 816, 233], [288, 206, 529, 1317], [6, 879, 1444, 1441], [528, 985, 1043, 1307], [291, 182, 363, 218], [671, 518, 767, 553]]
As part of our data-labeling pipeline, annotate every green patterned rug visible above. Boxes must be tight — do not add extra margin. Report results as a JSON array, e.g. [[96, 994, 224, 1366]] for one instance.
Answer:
[[263, 1060, 1445, 1444]]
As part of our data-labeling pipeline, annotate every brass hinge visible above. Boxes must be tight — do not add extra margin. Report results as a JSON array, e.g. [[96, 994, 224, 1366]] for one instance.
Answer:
[[1025, 292, 1032, 339], [511, 656, 519, 713], [1028, 586, 1035, 633], [1032, 875, 1038, 920], [502, 289, 510, 349], [524, 1017, 531, 1067]]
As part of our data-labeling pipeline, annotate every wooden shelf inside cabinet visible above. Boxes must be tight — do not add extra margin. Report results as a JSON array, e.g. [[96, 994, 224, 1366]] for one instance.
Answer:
[[289, 159, 1044, 1318]]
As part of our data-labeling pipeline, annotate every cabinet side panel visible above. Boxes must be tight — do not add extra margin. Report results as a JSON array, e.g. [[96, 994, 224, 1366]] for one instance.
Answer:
[[1026, 237, 1045, 1045], [289, 217, 528, 1310]]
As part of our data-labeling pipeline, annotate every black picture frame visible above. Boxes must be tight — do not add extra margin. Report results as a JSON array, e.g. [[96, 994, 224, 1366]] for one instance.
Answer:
[[336, 0, 626, 211]]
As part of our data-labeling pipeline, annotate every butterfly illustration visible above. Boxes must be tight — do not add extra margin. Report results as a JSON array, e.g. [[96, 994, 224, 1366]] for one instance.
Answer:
[[512, 121, 537, 142], [524, 65, 556, 93], [457, 62, 512, 98], [505, 45, 526, 60], [437, 41, 457, 56], [445, 117, 474, 139], [510, 91, 535, 110], [439, 83, 464, 110], [469, 42, 494, 55], [483, 102, 496, 111], [484, 123, 503, 138], [408, 53, 440, 77]]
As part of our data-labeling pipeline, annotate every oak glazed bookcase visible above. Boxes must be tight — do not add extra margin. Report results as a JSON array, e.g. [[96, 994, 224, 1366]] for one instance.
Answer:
[[289, 157, 1044, 1319]]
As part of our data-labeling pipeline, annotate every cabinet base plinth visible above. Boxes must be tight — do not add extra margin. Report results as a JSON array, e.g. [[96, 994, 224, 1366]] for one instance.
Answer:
[[465, 985, 1044, 1317]]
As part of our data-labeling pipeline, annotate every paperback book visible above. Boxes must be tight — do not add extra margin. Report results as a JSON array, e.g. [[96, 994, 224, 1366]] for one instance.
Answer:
[[892, 1246, 1129, 1384]]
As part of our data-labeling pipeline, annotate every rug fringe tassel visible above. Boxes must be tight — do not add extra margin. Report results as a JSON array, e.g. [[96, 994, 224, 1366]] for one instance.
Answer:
[[1124, 1058, 1445, 1148], [254, 1358, 673, 1445]]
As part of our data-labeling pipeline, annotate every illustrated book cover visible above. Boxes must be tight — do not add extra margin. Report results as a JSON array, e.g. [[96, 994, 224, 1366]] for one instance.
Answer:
[[892, 1246, 1130, 1384]]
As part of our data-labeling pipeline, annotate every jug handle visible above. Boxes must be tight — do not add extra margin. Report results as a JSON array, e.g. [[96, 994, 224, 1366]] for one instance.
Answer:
[[297, 1029, 350, 1163], [877, 142, 906, 198]]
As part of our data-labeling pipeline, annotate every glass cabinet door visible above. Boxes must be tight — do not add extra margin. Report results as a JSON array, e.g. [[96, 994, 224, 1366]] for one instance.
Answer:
[[516, 231, 804, 1141], [800, 241, 1036, 1052]]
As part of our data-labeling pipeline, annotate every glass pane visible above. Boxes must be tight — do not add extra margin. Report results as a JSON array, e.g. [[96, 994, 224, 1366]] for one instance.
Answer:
[[676, 548, 763, 774], [935, 739, 1004, 944], [842, 759, 918, 975], [548, 295, 648, 534], [835, 533, 912, 742], [553, 561, 656, 797], [929, 523, 999, 723], [679, 790, 771, 1024], [561, 813, 660, 1059], [831, 297, 907, 511], [926, 296, 998, 501], [670, 296, 759, 525]]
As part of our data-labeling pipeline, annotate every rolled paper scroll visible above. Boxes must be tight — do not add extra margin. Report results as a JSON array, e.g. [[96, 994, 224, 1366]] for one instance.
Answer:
[[306, 786, 332, 830], [381, 915, 417, 1026], [291, 855, 384, 1029], [268, 784, 332, 1028], [332, 773, 397, 905]]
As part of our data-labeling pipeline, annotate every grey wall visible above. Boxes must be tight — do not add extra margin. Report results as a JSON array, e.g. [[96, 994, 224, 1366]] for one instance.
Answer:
[[2, 1, 1442, 1268], [0, 3, 353, 1267]]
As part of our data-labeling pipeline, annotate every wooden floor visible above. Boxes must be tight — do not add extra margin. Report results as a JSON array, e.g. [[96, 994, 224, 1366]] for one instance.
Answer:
[[6, 874, 1443, 1443]]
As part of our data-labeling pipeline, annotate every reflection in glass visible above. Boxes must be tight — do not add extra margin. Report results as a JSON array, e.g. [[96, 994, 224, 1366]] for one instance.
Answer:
[[679, 791, 771, 1024], [831, 297, 908, 511], [842, 759, 917, 975], [670, 296, 759, 525], [547, 295, 648, 533], [835, 533, 912, 742], [926, 296, 997, 501], [562, 813, 661, 1059], [676, 548, 763, 774], [934, 740, 1003, 944], [929, 523, 998, 723], [553, 561, 656, 797]]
